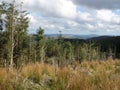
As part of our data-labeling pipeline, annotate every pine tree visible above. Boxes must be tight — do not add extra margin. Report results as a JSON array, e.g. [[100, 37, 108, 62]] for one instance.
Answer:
[[36, 27, 46, 63], [1, 1, 29, 67], [14, 4, 29, 66]]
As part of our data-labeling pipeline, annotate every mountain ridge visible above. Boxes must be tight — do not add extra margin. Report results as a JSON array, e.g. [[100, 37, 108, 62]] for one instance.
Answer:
[[45, 34, 117, 40]]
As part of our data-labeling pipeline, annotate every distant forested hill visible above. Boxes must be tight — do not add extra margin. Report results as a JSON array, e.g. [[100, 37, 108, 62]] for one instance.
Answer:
[[63, 36, 120, 58]]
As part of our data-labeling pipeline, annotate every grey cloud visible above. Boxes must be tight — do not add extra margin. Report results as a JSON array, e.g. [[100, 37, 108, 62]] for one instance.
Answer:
[[72, 0, 120, 9]]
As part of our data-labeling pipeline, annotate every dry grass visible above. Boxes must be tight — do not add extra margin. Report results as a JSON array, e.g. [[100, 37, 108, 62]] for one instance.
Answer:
[[0, 60, 120, 90]]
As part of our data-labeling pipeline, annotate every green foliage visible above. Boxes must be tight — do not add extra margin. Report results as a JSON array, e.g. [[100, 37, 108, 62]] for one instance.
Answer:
[[36, 27, 46, 63], [0, 1, 119, 68], [0, 1, 29, 66]]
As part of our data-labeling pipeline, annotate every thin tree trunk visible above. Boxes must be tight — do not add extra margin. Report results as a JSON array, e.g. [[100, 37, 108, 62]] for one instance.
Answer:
[[10, 1, 15, 68]]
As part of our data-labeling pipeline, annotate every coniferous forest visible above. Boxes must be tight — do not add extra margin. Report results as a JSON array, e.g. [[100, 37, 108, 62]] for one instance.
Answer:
[[0, 1, 120, 90]]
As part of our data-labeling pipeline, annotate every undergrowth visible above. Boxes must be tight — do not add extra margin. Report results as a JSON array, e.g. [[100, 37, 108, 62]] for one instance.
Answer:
[[0, 60, 120, 90]]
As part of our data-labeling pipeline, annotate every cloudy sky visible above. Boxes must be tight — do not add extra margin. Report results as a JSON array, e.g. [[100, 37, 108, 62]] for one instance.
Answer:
[[1, 0, 120, 35]]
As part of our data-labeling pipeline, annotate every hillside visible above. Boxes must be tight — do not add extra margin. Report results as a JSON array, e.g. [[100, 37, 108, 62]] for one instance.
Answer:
[[45, 34, 99, 39]]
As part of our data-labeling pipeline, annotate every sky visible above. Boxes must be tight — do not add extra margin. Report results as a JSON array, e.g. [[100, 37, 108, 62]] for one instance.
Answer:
[[1, 0, 120, 35]]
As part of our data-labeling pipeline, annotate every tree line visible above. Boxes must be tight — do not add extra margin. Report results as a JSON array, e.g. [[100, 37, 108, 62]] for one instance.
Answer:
[[0, 1, 118, 68]]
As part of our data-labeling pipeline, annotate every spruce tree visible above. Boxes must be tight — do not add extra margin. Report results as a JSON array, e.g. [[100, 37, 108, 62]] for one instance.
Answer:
[[36, 27, 46, 63], [1, 1, 29, 67]]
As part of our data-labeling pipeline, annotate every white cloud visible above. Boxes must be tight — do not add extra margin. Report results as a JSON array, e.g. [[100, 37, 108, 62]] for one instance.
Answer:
[[27, 14, 38, 25], [96, 10, 113, 22], [21, 0, 77, 19], [96, 9, 120, 23], [27, 8, 120, 35], [67, 20, 78, 26], [77, 11, 94, 21], [97, 23, 104, 28], [86, 24, 94, 29], [1, 0, 120, 35]]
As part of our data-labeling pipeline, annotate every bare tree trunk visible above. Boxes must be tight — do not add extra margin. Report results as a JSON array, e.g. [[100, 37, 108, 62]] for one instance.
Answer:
[[41, 46, 45, 63], [10, 0, 15, 68], [29, 35, 32, 63]]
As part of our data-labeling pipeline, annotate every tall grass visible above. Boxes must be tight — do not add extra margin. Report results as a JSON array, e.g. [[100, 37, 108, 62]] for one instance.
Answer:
[[0, 60, 120, 90]]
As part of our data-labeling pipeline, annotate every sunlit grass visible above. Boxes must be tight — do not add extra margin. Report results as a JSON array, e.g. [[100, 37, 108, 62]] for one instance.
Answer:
[[0, 60, 120, 90]]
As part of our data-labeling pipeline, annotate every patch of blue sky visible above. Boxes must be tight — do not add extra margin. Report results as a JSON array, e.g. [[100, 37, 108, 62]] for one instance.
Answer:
[[113, 10, 120, 15], [77, 6, 86, 12], [77, 5, 94, 13]]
